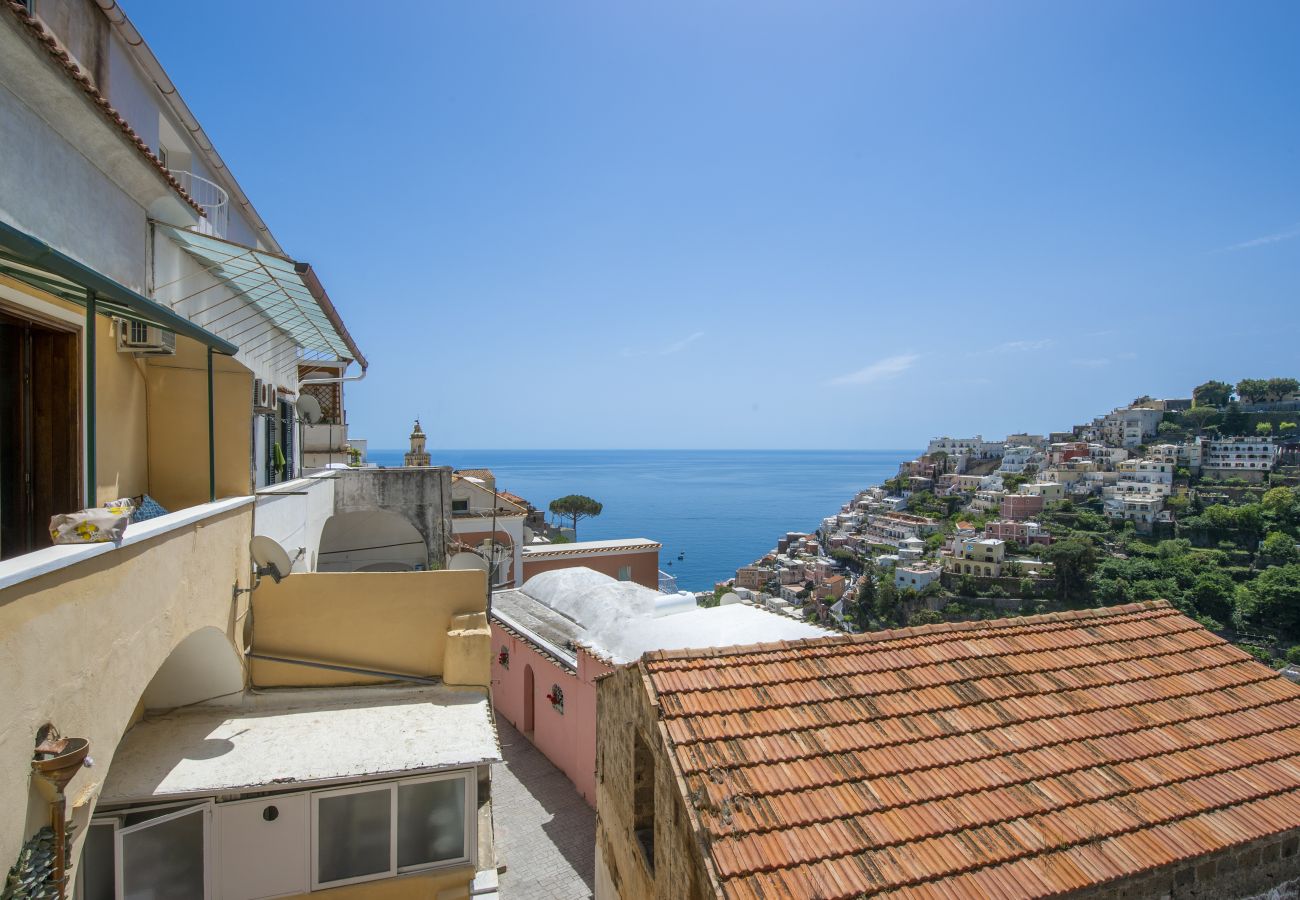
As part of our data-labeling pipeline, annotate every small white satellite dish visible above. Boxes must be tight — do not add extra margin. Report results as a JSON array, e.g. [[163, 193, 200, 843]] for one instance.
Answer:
[[251, 535, 294, 583], [449, 551, 489, 572], [295, 394, 322, 425]]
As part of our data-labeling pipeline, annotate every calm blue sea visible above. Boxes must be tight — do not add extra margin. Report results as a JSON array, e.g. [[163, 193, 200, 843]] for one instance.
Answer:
[[364, 449, 917, 591]]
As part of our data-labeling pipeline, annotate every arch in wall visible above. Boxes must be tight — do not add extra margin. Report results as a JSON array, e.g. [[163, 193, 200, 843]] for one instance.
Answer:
[[29, 625, 245, 883], [317, 510, 426, 572], [523, 665, 535, 735], [140, 626, 244, 713]]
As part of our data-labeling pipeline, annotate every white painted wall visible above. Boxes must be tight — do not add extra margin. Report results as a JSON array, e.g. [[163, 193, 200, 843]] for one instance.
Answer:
[[0, 80, 146, 288], [317, 509, 427, 572], [254, 474, 336, 572]]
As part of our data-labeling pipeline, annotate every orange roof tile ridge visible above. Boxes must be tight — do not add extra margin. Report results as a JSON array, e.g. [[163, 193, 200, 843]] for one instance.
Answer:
[[689, 685, 1300, 810], [718, 778, 1300, 897], [671, 652, 1273, 763], [667, 642, 1259, 747], [709, 749, 1300, 881], [645, 602, 1177, 673], [699, 701, 1300, 842], [674, 670, 1277, 781], [664, 637, 1246, 743], [654, 616, 1218, 714], [650, 608, 1193, 697], [859, 793, 1300, 900], [3, 1, 205, 217]]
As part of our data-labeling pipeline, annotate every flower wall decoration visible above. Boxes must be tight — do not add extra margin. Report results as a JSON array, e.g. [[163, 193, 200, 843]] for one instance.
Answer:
[[498, 647, 510, 669], [545, 685, 565, 713]]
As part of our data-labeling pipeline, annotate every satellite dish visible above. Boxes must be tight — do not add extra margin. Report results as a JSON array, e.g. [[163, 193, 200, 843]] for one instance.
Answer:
[[449, 551, 489, 572], [295, 394, 322, 424], [251, 535, 294, 583]]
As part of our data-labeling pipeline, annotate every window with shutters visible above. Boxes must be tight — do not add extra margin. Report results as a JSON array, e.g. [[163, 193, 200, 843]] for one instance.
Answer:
[[265, 414, 277, 486], [280, 399, 295, 481]]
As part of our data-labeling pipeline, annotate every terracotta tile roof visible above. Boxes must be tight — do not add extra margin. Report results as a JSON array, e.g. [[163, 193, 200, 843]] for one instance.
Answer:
[[498, 489, 532, 509], [3, 1, 203, 217], [522, 539, 662, 559], [641, 601, 1300, 899]]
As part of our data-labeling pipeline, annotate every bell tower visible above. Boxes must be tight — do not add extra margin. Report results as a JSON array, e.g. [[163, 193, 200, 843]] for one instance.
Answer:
[[404, 418, 430, 467]]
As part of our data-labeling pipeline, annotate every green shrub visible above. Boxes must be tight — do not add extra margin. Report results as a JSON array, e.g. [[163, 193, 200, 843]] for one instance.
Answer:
[[1241, 644, 1277, 666]]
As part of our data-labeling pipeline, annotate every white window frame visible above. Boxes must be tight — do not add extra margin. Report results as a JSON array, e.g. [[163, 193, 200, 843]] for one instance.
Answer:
[[73, 820, 116, 900], [103, 801, 214, 899], [309, 770, 474, 891]]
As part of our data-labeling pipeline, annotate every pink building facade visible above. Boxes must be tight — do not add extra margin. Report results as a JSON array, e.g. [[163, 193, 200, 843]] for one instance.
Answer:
[[491, 621, 610, 806], [984, 519, 1054, 546], [488, 567, 830, 808], [1000, 493, 1045, 521]]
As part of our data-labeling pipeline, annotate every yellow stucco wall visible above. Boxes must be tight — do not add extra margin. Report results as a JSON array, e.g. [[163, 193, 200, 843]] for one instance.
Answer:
[[444, 612, 491, 687], [144, 340, 253, 511], [92, 314, 150, 504], [0, 276, 253, 510], [250, 570, 488, 687], [286, 865, 475, 900], [0, 502, 253, 871]]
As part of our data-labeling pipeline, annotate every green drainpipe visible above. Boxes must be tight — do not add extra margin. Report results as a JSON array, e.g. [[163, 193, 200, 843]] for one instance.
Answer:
[[85, 290, 96, 507]]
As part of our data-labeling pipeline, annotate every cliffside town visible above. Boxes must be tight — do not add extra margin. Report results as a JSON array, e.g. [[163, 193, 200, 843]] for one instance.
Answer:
[[725, 380, 1300, 664]]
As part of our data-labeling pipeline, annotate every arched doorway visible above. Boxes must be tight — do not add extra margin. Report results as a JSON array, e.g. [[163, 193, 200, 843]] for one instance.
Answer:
[[523, 665, 535, 735], [317, 510, 426, 572]]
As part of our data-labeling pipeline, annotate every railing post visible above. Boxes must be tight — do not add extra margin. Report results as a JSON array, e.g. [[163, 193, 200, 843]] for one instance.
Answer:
[[207, 346, 216, 503], [85, 290, 96, 508]]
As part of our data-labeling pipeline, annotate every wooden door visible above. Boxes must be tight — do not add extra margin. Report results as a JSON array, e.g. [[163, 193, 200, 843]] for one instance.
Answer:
[[0, 310, 80, 559]]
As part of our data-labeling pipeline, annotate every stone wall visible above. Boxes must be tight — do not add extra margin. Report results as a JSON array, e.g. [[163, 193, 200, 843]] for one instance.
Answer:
[[594, 664, 715, 900], [1068, 829, 1300, 899], [331, 467, 452, 567]]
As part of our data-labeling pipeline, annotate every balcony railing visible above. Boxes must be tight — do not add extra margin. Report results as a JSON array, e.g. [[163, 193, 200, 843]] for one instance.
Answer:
[[170, 169, 229, 237]]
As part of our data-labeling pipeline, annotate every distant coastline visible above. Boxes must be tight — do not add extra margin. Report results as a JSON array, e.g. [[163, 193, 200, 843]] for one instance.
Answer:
[[366, 448, 919, 589]]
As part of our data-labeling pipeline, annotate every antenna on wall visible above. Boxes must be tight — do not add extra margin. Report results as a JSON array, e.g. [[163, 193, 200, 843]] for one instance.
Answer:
[[295, 394, 322, 424], [251, 535, 298, 584]]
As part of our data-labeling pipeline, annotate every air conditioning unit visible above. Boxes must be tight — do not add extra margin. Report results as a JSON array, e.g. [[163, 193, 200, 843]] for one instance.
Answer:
[[253, 379, 277, 413], [116, 319, 175, 356]]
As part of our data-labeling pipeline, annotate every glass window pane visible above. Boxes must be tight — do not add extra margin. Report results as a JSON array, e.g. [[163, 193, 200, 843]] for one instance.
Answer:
[[74, 823, 115, 900], [121, 809, 205, 899], [316, 789, 391, 884], [398, 778, 466, 869]]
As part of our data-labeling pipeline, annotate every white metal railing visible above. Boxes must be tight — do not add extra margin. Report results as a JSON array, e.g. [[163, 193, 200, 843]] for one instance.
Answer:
[[169, 169, 229, 237]]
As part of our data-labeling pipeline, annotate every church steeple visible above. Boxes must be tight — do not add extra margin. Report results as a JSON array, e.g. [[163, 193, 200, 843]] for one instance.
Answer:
[[404, 418, 430, 466]]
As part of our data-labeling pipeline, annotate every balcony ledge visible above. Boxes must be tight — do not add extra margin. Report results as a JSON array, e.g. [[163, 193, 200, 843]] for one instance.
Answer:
[[0, 496, 254, 593]]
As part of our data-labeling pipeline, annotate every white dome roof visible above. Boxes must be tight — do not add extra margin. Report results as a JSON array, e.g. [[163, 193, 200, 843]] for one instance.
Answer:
[[517, 566, 830, 664]]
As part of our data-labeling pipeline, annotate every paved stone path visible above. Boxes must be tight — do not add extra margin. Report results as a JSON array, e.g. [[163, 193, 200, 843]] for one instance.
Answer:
[[493, 713, 596, 899]]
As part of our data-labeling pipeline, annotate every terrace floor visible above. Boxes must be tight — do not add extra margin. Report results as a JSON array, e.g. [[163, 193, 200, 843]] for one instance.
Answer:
[[492, 713, 596, 899]]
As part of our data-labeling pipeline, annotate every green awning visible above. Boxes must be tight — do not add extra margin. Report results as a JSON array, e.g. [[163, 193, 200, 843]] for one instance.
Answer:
[[0, 219, 238, 355], [157, 224, 354, 360]]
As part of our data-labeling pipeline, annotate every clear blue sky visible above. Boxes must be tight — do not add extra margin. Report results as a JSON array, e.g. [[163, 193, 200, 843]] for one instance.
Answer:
[[126, 1, 1300, 450]]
